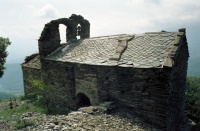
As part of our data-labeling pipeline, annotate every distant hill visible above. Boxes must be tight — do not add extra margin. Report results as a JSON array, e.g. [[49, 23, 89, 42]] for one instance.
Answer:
[[188, 57, 200, 76], [0, 63, 24, 98], [0, 92, 15, 99]]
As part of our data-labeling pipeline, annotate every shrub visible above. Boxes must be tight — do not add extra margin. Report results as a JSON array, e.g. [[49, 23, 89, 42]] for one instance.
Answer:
[[0, 36, 11, 77], [15, 120, 34, 129], [27, 77, 69, 115], [185, 76, 200, 123], [19, 95, 27, 101], [28, 77, 53, 113]]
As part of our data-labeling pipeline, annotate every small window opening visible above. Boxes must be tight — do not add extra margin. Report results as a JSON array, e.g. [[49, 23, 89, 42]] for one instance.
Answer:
[[59, 24, 67, 43], [77, 24, 81, 39]]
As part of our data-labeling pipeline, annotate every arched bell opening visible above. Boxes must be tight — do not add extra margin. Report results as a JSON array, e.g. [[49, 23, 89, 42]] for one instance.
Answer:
[[76, 23, 81, 40], [59, 24, 67, 43], [38, 14, 90, 59]]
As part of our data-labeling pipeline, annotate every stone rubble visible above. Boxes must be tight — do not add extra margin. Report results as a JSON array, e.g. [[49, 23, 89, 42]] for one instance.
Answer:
[[0, 120, 10, 130], [20, 106, 161, 131]]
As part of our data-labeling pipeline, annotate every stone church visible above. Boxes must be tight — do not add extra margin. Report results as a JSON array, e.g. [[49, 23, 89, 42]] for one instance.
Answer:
[[22, 14, 189, 130]]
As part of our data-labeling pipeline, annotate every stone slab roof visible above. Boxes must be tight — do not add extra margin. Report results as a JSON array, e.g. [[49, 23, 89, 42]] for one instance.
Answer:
[[22, 55, 41, 69], [45, 31, 182, 68], [119, 32, 176, 68]]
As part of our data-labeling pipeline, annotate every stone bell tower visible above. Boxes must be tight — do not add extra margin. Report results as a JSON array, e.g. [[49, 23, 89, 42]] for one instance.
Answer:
[[38, 14, 90, 59]]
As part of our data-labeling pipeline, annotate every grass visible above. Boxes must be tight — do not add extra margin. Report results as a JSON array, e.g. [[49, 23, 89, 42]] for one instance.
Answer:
[[0, 96, 47, 129], [0, 95, 69, 129]]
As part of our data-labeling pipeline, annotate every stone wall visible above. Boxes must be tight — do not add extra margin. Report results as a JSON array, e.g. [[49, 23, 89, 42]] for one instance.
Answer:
[[96, 66, 171, 129], [41, 60, 173, 129], [21, 67, 41, 95], [167, 35, 189, 131], [75, 64, 99, 105], [41, 61, 77, 109]]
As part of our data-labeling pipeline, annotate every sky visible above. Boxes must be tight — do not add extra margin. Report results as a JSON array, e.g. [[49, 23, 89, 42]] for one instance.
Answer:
[[0, 0, 200, 63]]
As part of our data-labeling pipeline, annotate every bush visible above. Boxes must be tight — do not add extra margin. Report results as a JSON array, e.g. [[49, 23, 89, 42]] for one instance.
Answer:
[[185, 76, 200, 123], [19, 95, 27, 101], [28, 77, 53, 113], [0, 36, 11, 77], [15, 120, 34, 129]]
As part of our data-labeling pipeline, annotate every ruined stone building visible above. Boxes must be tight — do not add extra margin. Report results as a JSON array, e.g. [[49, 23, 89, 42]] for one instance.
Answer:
[[21, 14, 189, 130]]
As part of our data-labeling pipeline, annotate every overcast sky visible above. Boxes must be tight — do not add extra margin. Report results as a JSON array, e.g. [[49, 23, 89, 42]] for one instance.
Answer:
[[0, 0, 200, 63]]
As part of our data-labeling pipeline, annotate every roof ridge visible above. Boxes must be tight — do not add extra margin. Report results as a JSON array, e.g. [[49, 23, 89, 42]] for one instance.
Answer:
[[145, 32, 175, 34], [86, 34, 126, 39]]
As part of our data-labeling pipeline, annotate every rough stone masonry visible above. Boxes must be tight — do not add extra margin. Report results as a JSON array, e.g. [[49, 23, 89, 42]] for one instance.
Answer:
[[22, 14, 189, 130]]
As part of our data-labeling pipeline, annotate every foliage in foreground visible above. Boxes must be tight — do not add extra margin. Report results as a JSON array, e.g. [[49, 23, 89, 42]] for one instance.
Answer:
[[0, 97, 46, 129], [27, 78, 68, 115], [0, 36, 11, 77], [185, 76, 200, 123], [28, 77, 53, 113]]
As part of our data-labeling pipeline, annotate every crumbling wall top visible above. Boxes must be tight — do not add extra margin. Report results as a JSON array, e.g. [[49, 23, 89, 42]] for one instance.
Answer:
[[39, 14, 90, 42], [38, 14, 90, 59]]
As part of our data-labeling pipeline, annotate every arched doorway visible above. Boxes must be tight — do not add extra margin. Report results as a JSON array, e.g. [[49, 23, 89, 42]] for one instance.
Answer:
[[76, 93, 91, 108]]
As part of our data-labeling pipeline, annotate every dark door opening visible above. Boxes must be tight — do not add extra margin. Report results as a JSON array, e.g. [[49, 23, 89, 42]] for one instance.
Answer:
[[76, 93, 91, 108]]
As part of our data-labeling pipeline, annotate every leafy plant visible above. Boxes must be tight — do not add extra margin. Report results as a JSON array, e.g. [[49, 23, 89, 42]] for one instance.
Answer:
[[28, 77, 53, 113], [0, 37, 11, 77], [185, 76, 200, 123], [27, 77, 69, 115]]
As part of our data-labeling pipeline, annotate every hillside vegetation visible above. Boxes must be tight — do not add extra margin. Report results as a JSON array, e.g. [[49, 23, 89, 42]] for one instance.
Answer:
[[185, 76, 200, 123]]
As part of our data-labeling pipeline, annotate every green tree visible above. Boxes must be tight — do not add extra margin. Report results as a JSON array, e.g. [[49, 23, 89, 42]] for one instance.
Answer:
[[0, 36, 11, 77], [185, 76, 200, 123], [28, 77, 53, 113]]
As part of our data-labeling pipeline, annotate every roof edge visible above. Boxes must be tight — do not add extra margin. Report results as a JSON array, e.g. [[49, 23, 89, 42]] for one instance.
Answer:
[[163, 28, 186, 67], [22, 53, 39, 64]]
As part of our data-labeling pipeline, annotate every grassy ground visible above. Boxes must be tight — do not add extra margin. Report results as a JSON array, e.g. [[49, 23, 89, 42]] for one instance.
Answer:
[[0, 96, 69, 130], [0, 97, 47, 130]]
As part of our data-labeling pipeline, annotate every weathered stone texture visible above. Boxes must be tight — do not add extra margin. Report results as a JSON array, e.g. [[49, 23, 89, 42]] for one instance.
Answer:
[[21, 67, 41, 95], [21, 54, 42, 95], [41, 61, 76, 109], [38, 14, 90, 59], [21, 15, 189, 131], [75, 64, 99, 105], [167, 34, 189, 131], [40, 61, 177, 129]]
